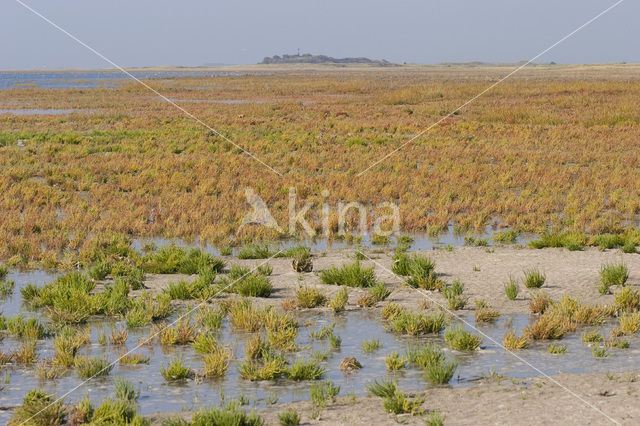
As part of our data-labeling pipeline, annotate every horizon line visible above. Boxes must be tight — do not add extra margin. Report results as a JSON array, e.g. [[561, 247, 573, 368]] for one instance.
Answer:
[[1, 61, 639, 73]]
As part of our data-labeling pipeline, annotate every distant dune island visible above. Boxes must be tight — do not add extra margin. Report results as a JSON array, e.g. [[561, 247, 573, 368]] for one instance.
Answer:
[[260, 53, 396, 66]]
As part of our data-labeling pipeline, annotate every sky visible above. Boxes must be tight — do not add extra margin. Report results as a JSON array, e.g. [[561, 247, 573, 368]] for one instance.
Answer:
[[1, 0, 638, 70]]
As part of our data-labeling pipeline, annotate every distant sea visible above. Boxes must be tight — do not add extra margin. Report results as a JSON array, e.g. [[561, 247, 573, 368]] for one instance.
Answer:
[[0, 70, 238, 90]]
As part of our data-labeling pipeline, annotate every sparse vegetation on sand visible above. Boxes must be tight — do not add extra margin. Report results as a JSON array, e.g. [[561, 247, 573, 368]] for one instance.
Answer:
[[295, 286, 326, 308], [309, 379, 340, 419], [8, 243, 627, 425], [392, 253, 441, 290], [278, 408, 301, 426], [367, 380, 425, 415], [189, 400, 263, 426]]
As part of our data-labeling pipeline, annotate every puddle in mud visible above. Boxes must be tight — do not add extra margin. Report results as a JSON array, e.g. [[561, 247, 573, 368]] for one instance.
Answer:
[[1, 270, 637, 423]]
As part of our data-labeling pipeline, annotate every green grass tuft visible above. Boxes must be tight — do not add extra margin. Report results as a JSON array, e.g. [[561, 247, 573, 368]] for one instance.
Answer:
[[503, 330, 529, 350], [329, 287, 348, 312], [287, 359, 326, 381], [225, 273, 273, 298], [366, 379, 397, 398], [0, 279, 15, 298], [320, 261, 377, 287], [75, 356, 113, 378], [114, 377, 140, 402], [547, 343, 568, 354], [493, 230, 519, 244], [592, 346, 609, 358], [423, 358, 457, 384], [504, 276, 519, 300], [361, 338, 383, 354], [161, 356, 193, 381], [425, 410, 446, 426], [523, 268, 546, 288], [202, 346, 232, 377], [389, 309, 447, 335], [369, 282, 391, 302], [615, 287, 640, 312], [600, 263, 629, 292], [192, 400, 263, 426], [238, 244, 273, 259], [385, 351, 407, 371], [278, 408, 300, 426], [9, 389, 67, 426], [295, 286, 326, 308], [444, 325, 482, 351]]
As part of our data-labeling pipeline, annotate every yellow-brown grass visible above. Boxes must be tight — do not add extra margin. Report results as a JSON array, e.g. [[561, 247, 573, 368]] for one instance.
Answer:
[[3, 65, 640, 265]]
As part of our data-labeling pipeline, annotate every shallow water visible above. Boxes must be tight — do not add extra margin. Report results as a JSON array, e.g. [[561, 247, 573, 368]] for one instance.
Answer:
[[0, 71, 241, 90], [1, 270, 637, 422], [0, 108, 89, 115], [132, 225, 535, 257]]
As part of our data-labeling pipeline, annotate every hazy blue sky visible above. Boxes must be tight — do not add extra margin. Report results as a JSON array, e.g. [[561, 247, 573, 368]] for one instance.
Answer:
[[1, 0, 638, 70]]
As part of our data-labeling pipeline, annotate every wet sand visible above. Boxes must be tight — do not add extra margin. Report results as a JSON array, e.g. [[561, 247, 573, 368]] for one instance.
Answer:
[[142, 246, 637, 315], [148, 369, 640, 425]]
